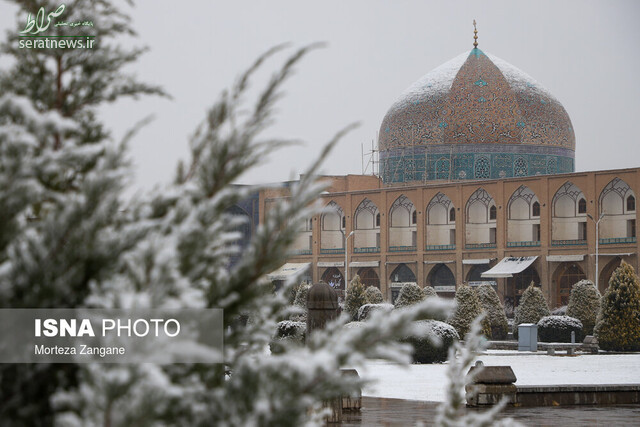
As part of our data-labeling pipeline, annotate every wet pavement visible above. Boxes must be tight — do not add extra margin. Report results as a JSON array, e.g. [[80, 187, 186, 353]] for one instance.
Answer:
[[341, 397, 640, 426]]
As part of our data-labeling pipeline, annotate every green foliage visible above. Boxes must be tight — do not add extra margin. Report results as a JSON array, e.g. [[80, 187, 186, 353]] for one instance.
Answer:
[[364, 285, 384, 304], [448, 285, 491, 338], [357, 303, 393, 321], [344, 275, 367, 321], [0, 1, 165, 422], [566, 279, 601, 336], [270, 320, 306, 354], [394, 283, 425, 308], [289, 281, 309, 305], [514, 284, 550, 337], [422, 285, 437, 299], [595, 261, 640, 351], [475, 284, 509, 340], [402, 320, 459, 364], [537, 315, 583, 343], [291, 282, 311, 321]]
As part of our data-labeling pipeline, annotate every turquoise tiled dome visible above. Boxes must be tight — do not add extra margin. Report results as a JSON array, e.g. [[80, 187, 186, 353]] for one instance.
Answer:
[[379, 48, 575, 184]]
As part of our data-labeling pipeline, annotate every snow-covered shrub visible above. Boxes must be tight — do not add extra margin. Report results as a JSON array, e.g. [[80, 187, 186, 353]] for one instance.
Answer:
[[475, 284, 509, 340], [595, 261, 640, 351], [344, 275, 367, 320], [422, 286, 437, 299], [537, 315, 583, 343], [394, 283, 425, 308], [566, 279, 601, 335], [357, 303, 393, 321], [288, 281, 309, 305], [291, 282, 311, 321], [551, 305, 567, 316], [448, 285, 491, 339], [402, 320, 459, 364], [343, 321, 365, 330], [270, 321, 306, 354], [513, 284, 550, 338], [364, 286, 384, 304]]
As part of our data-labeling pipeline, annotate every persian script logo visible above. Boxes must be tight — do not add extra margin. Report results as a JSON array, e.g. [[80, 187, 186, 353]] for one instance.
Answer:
[[18, 3, 96, 49], [20, 4, 66, 35]]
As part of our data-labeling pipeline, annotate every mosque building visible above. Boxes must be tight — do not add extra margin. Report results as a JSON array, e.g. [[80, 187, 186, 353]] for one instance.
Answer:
[[257, 26, 639, 310]]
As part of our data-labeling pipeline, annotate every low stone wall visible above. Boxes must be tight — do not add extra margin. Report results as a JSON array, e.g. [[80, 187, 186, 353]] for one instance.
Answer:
[[514, 384, 640, 407]]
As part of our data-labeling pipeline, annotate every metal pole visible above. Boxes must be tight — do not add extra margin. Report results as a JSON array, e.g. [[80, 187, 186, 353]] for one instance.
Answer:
[[588, 213, 606, 291]]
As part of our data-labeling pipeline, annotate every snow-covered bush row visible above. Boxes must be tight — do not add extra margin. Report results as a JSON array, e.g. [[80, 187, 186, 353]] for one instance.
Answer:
[[357, 303, 394, 321], [537, 315, 583, 343]]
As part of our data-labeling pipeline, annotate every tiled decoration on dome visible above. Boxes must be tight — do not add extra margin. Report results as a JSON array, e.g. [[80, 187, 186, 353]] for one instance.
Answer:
[[380, 142, 573, 183], [378, 48, 575, 184], [380, 147, 573, 184]]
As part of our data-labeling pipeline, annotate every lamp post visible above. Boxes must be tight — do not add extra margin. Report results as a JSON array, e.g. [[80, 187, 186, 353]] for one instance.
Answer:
[[587, 213, 606, 291], [343, 230, 355, 287]]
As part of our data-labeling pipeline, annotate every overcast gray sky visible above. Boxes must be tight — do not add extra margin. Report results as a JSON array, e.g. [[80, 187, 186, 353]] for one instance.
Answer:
[[2, 0, 640, 190]]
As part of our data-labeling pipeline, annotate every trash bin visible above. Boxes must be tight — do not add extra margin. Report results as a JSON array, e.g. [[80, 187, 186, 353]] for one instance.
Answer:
[[518, 323, 538, 351]]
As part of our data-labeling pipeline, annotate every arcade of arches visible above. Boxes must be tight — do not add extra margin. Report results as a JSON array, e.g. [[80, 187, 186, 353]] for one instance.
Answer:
[[272, 171, 640, 308]]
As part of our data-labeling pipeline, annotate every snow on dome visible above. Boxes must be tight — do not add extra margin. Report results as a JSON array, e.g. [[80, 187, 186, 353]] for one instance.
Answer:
[[378, 48, 575, 184]]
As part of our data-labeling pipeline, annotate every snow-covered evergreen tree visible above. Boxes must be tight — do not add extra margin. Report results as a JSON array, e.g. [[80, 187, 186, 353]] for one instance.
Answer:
[[49, 45, 460, 425], [344, 274, 367, 321], [475, 283, 509, 340], [513, 283, 550, 337], [423, 285, 437, 299], [448, 284, 491, 339], [395, 282, 425, 308], [364, 285, 384, 304], [0, 1, 164, 422], [594, 261, 640, 351], [566, 279, 601, 336]]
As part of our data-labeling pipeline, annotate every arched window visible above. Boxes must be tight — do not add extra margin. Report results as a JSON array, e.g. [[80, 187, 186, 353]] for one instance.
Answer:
[[412, 210, 417, 224], [628, 195, 636, 212], [578, 198, 587, 214], [489, 205, 497, 220], [532, 201, 540, 217], [449, 207, 455, 222], [376, 212, 380, 227], [342, 216, 346, 229]]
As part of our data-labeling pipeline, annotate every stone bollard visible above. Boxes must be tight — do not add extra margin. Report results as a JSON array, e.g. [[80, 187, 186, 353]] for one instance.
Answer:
[[340, 369, 362, 411], [306, 283, 341, 423], [466, 361, 517, 407], [307, 282, 339, 336]]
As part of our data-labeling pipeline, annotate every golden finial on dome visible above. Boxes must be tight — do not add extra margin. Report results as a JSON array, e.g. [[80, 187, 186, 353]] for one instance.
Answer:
[[473, 19, 478, 48]]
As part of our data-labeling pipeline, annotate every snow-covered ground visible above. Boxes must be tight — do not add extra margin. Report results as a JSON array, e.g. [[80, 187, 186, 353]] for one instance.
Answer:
[[356, 351, 640, 402]]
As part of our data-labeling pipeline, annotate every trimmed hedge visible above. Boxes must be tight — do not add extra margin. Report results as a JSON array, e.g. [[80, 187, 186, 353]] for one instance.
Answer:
[[394, 283, 425, 308], [566, 279, 601, 336], [357, 303, 394, 321], [364, 286, 384, 304], [448, 284, 491, 339], [475, 284, 509, 340], [595, 261, 640, 351], [422, 286, 437, 299], [344, 275, 368, 321], [513, 284, 550, 338], [537, 315, 583, 343], [402, 320, 459, 364]]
